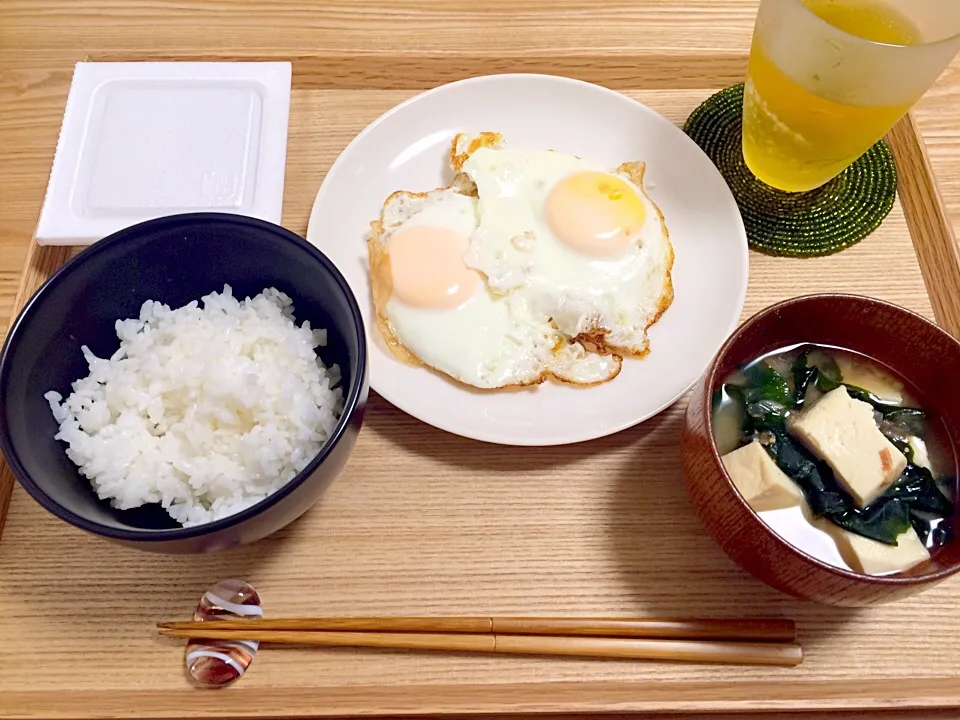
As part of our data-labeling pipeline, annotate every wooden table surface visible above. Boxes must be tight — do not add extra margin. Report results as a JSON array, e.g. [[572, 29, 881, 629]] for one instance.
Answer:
[[2, 0, 960, 340], [2, 3, 960, 719]]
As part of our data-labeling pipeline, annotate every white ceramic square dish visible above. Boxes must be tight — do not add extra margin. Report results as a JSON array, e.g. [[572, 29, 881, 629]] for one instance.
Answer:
[[37, 62, 292, 246], [307, 74, 749, 446]]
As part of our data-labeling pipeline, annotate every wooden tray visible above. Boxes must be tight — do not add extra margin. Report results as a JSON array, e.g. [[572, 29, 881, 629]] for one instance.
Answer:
[[3, 56, 960, 719]]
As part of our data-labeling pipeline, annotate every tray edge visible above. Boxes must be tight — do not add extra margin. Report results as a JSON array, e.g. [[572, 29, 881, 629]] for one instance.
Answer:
[[1, 81, 959, 718], [3, 678, 960, 719]]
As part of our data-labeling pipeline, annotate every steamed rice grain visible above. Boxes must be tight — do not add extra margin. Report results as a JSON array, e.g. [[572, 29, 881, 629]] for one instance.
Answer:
[[45, 285, 344, 527]]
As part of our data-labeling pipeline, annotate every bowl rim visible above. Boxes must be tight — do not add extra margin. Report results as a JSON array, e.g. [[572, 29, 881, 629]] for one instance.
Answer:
[[703, 292, 960, 586], [0, 211, 368, 542]]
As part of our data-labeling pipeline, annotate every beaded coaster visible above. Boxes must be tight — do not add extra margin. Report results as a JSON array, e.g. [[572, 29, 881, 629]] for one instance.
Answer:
[[683, 83, 898, 258]]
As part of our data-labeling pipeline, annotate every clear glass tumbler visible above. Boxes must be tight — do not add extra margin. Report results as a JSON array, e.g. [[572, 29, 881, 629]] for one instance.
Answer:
[[742, 0, 960, 192]]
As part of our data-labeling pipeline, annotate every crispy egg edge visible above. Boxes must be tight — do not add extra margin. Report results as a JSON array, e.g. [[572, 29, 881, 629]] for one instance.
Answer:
[[449, 136, 676, 360]]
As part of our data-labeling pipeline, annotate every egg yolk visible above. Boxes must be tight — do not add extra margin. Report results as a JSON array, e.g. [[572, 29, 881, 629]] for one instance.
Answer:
[[544, 172, 646, 257], [387, 226, 482, 310]]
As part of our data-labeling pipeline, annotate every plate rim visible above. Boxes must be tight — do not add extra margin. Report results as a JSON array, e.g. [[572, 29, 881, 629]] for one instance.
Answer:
[[307, 72, 749, 446]]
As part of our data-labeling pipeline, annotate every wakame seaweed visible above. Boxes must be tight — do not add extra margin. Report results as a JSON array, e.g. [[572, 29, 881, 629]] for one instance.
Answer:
[[887, 464, 954, 517], [791, 351, 818, 408], [723, 348, 954, 548], [844, 465, 956, 545], [743, 360, 793, 407], [765, 428, 848, 516], [883, 408, 927, 437], [829, 498, 913, 545]]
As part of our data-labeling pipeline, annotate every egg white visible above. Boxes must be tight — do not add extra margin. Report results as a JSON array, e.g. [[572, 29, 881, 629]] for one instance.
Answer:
[[369, 188, 621, 389], [459, 142, 674, 356]]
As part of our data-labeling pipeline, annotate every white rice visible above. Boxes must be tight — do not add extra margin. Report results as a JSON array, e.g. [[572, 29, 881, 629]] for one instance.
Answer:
[[45, 285, 344, 528]]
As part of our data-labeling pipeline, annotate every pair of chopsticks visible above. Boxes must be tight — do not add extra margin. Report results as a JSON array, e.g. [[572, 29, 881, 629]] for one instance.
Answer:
[[158, 616, 802, 667]]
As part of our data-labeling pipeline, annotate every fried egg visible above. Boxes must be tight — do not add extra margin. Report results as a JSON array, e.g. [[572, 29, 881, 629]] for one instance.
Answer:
[[367, 188, 621, 389], [452, 132, 674, 357]]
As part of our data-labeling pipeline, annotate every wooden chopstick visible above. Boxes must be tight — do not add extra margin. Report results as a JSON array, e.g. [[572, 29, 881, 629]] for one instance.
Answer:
[[158, 627, 802, 667], [157, 616, 796, 642]]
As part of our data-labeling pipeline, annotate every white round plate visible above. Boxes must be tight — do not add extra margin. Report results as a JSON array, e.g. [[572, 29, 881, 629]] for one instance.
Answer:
[[307, 74, 748, 446]]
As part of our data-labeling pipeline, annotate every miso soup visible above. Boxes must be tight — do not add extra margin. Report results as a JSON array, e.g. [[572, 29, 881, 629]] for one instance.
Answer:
[[712, 343, 957, 576]]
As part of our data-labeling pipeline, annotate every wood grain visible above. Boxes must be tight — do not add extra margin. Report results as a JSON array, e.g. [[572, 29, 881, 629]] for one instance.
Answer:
[[889, 114, 960, 339], [2, 2, 960, 719], [4, 679, 960, 719]]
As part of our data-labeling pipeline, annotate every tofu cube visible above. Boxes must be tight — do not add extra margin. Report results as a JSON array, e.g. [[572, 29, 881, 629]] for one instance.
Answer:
[[819, 521, 930, 575], [788, 387, 907, 508], [721, 440, 803, 512], [835, 355, 904, 405]]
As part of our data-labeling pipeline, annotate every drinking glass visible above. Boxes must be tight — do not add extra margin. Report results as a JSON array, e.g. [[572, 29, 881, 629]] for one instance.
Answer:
[[742, 0, 960, 192]]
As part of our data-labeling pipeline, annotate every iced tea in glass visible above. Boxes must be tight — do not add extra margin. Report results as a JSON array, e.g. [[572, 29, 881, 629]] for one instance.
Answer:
[[742, 0, 960, 192]]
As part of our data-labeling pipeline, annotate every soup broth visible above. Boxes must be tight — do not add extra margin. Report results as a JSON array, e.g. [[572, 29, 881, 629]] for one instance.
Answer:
[[713, 343, 957, 576]]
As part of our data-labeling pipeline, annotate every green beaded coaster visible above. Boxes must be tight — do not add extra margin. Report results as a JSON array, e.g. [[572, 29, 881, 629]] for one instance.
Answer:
[[683, 83, 897, 258]]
